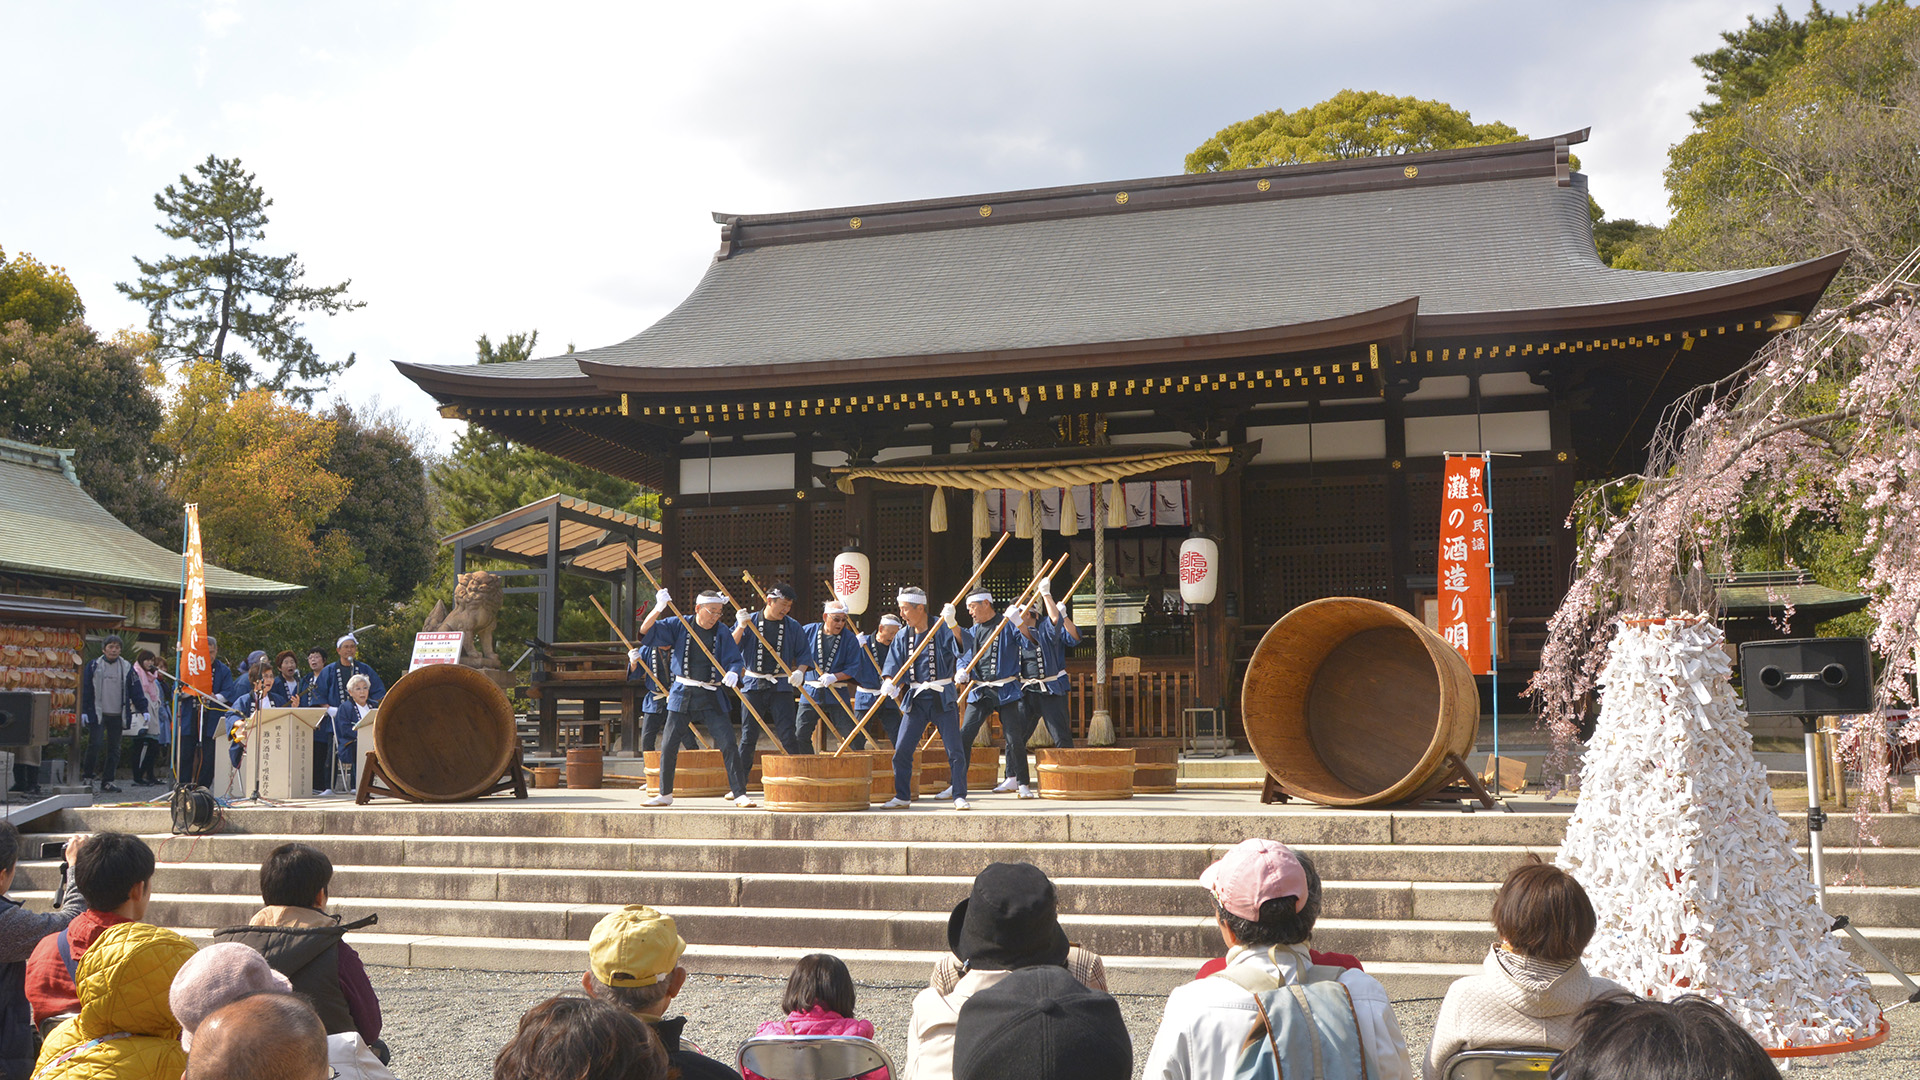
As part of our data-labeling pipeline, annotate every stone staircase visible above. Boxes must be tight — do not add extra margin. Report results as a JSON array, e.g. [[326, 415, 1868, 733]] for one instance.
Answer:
[[15, 801, 1920, 997]]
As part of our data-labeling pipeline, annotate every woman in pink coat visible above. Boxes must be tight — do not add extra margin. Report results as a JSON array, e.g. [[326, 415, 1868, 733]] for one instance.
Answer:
[[745, 954, 884, 1080]]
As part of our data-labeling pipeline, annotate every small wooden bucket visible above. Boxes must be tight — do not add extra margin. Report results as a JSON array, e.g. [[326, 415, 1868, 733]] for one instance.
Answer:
[[1037, 748, 1136, 800], [919, 745, 999, 794], [643, 749, 730, 797], [867, 748, 915, 801], [529, 766, 561, 789], [1130, 744, 1179, 793], [565, 746, 604, 790], [762, 753, 870, 812]]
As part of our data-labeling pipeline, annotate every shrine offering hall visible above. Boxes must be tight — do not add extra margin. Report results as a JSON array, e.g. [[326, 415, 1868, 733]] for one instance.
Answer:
[[398, 130, 1842, 742]]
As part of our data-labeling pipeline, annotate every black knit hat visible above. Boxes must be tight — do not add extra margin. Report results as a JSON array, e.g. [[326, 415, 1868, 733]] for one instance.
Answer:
[[947, 862, 1070, 971], [953, 965, 1131, 1080]]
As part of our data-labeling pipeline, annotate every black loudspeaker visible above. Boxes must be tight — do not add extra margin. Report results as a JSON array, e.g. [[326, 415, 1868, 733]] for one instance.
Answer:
[[0, 691, 50, 747], [1737, 638, 1875, 717]]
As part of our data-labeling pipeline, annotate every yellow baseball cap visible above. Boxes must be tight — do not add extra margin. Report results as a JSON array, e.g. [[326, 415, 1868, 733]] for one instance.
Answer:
[[588, 905, 687, 987]]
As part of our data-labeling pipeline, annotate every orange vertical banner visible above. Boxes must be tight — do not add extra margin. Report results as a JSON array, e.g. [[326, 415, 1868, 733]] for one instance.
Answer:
[[1438, 455, 1492, 675], [180, 504, 213, 696]]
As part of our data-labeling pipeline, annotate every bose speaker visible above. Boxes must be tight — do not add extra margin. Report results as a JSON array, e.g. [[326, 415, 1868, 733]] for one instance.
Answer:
[[1737, 638, 1874, 717], [0, 691, 51, 747]]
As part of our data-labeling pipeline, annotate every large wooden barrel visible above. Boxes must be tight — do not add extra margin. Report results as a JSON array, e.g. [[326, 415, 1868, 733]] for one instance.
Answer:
[[1242, 597, 1479, 807], [919, 745, 999, 795], [866, 748, 913, 802], [643, 749, 730, 797], [1129, 743, 1179, 793], [761, 753, 870, 812], [1037, 748, 1136, 800], [373, 664, 517, 802]]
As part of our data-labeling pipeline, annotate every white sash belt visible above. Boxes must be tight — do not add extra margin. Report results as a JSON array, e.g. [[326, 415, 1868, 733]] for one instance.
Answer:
[[675, 676, 721, 691], [976, 675, 1020, 688], [909, 678, 952, 696], [1021, 671, 1067, 689]]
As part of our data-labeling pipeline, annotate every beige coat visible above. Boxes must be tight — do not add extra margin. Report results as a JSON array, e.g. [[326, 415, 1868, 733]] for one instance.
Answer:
[[902, 968, 1014, 1080], [1423, 948, 1628, 1080]]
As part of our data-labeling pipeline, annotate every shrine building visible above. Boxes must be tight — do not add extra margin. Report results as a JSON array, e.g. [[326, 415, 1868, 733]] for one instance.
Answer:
[[397, 130, 1844, 742]]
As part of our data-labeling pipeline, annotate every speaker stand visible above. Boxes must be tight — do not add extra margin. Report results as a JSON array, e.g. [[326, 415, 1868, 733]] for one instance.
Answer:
[[1799, 715, 1920, 1010]]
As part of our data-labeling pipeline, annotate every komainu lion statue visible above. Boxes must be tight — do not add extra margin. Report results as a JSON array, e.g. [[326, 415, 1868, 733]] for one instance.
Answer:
[[423, 570, 505, 668]]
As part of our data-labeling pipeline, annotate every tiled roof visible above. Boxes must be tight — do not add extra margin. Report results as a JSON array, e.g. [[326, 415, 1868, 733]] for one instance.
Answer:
[[0, 439, 303, 600]]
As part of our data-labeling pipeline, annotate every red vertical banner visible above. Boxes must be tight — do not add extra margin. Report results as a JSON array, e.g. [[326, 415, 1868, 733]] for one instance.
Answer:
[[1438, 456, 1493, 675], [180, 504, 213, 696]]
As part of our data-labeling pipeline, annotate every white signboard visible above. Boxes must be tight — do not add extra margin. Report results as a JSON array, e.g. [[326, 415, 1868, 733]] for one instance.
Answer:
[[409, 631, 465, 671]]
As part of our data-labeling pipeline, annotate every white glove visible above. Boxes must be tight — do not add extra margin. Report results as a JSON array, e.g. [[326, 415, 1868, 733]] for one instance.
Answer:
[[736, 609, 754, 628], [627, 648, 644, 665], [81, 713, 93, 725], [652, 587, 672, 612], [940, 603, 959, 629], [879, 678, 899, 700], [1037, 578, 1052, 600], [213, 693, 228, 705], [787, 669, 807, 689], [722, 671, 739, 689], [955, 669, 972, 686], [811, 674, 836, 690]]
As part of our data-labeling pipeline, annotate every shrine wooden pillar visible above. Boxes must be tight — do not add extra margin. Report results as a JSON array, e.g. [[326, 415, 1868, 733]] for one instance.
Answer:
[[792, 435, 814, 612], [1190, 459, 1227, 713]]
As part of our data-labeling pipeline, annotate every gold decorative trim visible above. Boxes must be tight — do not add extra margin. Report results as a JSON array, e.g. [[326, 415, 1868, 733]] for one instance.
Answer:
[[979, 205, 992, 217], [1403, 165, 1418, 179], [849, 217, 862, 229], [1115, 192, 1129, 205], [1256, 178, 1271, 192]]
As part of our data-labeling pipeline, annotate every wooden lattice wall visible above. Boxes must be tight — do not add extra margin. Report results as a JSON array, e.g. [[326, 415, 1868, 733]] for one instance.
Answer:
[[1405, 466, 1561, 617], [1242, 471, 1392, 623], [673, 504, 795, 595]]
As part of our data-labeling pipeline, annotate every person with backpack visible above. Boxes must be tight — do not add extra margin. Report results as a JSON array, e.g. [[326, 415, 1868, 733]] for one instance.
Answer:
[[1142, 838, 1412, 1080]]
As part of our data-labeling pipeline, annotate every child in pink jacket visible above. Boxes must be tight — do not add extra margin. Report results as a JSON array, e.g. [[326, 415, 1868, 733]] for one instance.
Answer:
[[746, 954, 884, 1080]]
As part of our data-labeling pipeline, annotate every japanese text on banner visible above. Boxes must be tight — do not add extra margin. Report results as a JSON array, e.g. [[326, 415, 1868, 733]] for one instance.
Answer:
[[1437, 457, 1492, 675], [180, 504, 213, 695]]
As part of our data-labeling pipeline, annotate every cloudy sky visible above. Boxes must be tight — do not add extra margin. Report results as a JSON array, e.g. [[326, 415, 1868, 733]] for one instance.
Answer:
[[6, 1, 1780, 451]]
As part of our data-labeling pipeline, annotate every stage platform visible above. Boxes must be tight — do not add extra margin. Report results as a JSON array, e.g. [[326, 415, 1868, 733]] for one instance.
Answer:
[[13, 787, 1920, 998]]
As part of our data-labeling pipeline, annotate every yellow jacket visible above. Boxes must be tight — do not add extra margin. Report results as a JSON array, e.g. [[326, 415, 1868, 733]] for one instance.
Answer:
[[34, 922, 197, 1080]]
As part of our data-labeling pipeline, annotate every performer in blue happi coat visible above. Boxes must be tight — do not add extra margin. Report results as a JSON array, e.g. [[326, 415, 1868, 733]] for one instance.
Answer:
[[633, 589, 746, 807], [850, 614, 905, 747], [794, 600, 866, 750], [733, 584, 809, 759], [1003, 576, 1083, 798], [627, 642, 695, 753], [954, 588, 1024, 797], [878, 587, 974, 810]]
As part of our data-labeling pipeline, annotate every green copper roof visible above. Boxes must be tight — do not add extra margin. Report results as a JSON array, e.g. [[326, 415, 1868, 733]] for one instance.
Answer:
[[0, 438, 302, 600], [1713, 571, 1868, 622]]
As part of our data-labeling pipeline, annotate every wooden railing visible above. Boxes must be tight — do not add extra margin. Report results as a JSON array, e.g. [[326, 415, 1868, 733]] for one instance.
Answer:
[[1063, 666, 1196, 741]]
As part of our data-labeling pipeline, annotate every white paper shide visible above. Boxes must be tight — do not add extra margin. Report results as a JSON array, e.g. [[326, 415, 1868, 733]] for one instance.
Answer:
[[1555, 617, 1878, 1049]]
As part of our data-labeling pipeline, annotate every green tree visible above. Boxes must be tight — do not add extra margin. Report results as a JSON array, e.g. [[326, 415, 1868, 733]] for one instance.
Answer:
[[118, 155, 363, 404], [1184, 89, 1523, 173], [321, 404, 436, 599], [1689, 2, 1898, 121], [1654, 4, 1920, 299], [0, 246, 85, 332]]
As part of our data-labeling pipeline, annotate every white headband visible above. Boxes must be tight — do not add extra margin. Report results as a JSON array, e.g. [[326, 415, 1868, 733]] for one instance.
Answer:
[[897, 588, 927, 605], [695, 591, 728, 607], [823, 601, 848, 616], [879, 614, 904, 627], [336, 634, 357, 648], [966, 590, 993, 605]]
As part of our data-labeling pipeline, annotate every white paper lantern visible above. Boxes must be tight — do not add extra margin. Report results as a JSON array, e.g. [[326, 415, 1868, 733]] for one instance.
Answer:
[[832, 551, 871, 614], [1177, 538, 1218, 606]]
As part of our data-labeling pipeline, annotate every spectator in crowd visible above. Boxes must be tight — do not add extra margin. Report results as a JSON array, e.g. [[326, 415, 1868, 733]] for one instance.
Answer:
[[494, 996, 669, 1080], [906, 862, 1074, 1080], [27, 831, 155, 1029], [1552, 994, 1778, 1080], [211, 843, 384, 1062], [932, 943, 1109, 995], [80, 634, 149, 792], [184, 992, 330, 1080], [33, 921, 197, 1080], [743, 953, 881, 1080], [319, 675, 374, 794], [1141, 838, 1411, 1080], [1424, 859, 1627, 1078], [579, 905, 741, 1080], [953, 965, 1132, 1080], [299, 648, 327, 708], [171, 945, 394, 1080], [0, 827, 85, 1080], [128, 649, 173, 788]]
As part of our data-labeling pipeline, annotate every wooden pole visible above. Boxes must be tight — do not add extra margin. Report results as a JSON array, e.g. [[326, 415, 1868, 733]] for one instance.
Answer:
[[628, 551, 783, 747], [824, 577, 888, 677], [589, 595, 710, 750], [917, 552, 1068, 752], [833, 531, 1012, 754], [688, 550, 841, 726]]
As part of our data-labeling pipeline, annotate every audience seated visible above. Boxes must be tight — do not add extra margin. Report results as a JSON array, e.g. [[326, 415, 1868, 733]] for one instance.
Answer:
[[744, 953, 882, 1080], [932, 942, 1110, 994], [171, 941, 395, 1080], [184, 992, 329, 1080], [1424, 858, 1626, 1079], [210, 843, 385, 1061], [34, 921, 197, 1080], [0, 826, 86, 1080], [26, 831, 154, 1031], [1552, 994, 1780, 1080], [580, 905, 742, 1080], [953, 964, 1131, 1080], [1142, 838, 1412, 1080], [905, 862, 1076, 1080], [494, 996, 669, 1080]]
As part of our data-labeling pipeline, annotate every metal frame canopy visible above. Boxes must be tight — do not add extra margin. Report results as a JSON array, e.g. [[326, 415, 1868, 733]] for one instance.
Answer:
[[442, 494, 662, 644]]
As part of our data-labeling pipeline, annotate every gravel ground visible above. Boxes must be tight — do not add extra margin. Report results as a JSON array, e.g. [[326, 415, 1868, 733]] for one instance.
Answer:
[[370, 966, 1918, 1079]]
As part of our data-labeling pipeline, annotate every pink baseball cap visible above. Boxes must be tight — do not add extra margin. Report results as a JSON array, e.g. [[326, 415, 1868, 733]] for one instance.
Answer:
[[1200, 838, 1309, 918]]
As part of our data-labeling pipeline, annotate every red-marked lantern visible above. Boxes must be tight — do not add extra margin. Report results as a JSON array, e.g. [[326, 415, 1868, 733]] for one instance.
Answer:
[[833, 551, 871, 614], [1178, 538, 1218, 606]]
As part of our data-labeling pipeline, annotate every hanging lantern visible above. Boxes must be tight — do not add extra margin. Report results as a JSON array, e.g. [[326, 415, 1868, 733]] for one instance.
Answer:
[[833, 551, 871, 614], [1178, 537, 1219, 606]]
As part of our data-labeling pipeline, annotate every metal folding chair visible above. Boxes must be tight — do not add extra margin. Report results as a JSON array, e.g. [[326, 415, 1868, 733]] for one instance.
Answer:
[[736, 1034, 896, 1080], [1442, 1047, 1559, 1080]]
